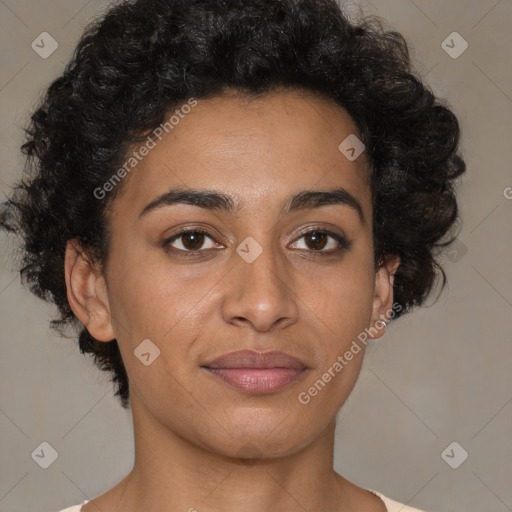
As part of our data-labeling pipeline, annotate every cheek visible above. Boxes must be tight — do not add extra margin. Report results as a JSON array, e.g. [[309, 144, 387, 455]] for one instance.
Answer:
[[294, 280, 372, 422], [106, 228, 376, 371], [104, 247, 222, 407], [303, 254, 375, 341], [294, 255, 375, 406], [105, 242, 208, 338]]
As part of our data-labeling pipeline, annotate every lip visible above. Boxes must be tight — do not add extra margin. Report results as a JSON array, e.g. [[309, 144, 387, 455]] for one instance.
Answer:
[[201, 350, 308, 394]]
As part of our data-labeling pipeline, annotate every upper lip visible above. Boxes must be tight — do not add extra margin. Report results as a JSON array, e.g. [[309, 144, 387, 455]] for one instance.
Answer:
[[202, 350, 307, 370]]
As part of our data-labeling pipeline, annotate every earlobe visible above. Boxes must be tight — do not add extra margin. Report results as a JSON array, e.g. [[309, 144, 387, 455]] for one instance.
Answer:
[[64, 239, 116, 342], [368, 255, 400, 340]]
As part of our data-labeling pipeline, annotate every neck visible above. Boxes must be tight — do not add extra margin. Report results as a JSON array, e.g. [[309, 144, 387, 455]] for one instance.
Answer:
[[113, 400, 351, 512]]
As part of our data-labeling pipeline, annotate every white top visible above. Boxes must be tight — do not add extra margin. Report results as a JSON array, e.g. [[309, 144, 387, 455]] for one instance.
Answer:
[[57, 490, 430, 511]]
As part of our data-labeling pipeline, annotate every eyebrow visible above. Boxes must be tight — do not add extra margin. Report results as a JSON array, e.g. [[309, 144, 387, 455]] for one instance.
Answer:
[[137, 186, 365, 224]]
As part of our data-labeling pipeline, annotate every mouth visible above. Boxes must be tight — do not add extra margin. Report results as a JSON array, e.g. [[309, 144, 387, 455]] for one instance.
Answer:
[[201, 349, 308, 394]]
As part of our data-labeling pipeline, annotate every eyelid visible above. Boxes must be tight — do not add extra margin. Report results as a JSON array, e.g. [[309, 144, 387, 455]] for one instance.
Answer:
[[162, 225, 351, 256], [290, 226, 351, 253], [161, 227, 222, 254]]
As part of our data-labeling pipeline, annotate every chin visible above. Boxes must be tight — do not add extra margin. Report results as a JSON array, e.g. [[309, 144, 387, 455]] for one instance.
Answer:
[[202, 416, 317, 460]]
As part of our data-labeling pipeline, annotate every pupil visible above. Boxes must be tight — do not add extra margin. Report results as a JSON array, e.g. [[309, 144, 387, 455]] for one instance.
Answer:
[[307, 231, 326, 250], [184, 232, 204, 250]]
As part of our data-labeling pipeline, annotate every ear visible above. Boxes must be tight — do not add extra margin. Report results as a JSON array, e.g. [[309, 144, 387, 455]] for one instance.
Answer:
[[368, 255, 400, 340], [64, 239, 116, 342]]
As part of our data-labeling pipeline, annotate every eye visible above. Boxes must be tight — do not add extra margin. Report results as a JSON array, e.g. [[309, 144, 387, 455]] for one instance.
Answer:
[[162, 228, 221, 255], [290, 229, 351, 254], [162, 227, 351, 258]]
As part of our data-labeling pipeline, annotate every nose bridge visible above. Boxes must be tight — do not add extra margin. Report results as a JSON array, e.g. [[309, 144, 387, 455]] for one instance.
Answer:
[[221, 233, 299, 331]]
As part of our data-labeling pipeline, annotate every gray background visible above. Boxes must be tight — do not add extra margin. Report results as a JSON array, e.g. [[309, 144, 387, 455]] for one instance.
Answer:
[[0, 1, 511, 511]]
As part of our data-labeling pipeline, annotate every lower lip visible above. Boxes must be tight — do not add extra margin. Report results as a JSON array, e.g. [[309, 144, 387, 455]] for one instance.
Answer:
[[202, 367, 306, 393]]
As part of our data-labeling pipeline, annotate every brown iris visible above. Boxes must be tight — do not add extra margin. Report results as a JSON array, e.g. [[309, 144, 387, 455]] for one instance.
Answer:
[[303, 231, 329, 251], [181, 232, 207, 250]]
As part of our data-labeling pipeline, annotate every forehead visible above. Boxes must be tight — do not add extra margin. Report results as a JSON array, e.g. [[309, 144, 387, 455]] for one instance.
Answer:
[[109, 88, 371, 220]]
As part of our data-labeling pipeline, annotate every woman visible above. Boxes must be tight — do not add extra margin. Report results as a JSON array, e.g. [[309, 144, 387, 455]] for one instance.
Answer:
[[2, 0, 465, 510]]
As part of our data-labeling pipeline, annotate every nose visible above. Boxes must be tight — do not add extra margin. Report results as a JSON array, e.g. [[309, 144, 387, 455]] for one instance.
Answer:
[[220, 239, 300, 333]]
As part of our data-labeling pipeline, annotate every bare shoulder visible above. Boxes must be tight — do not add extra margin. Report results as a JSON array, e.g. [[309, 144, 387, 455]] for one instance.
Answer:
[[80, 474, 131, 512], [334, 473, 388, 512]]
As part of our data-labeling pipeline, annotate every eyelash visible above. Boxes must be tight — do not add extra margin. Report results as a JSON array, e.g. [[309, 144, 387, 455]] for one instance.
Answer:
[[162, 227, 351, 258]]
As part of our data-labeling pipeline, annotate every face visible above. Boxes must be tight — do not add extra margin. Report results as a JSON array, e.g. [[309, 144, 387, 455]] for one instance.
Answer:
[[68, 88, 397, 459]]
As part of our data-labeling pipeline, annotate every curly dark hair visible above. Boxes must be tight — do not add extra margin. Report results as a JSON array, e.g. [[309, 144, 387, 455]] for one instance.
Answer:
[[1, 0, 465, 409]]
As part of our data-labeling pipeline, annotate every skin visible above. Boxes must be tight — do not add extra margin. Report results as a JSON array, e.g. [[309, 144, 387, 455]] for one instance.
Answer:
[[65, 88, 399, 512]]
